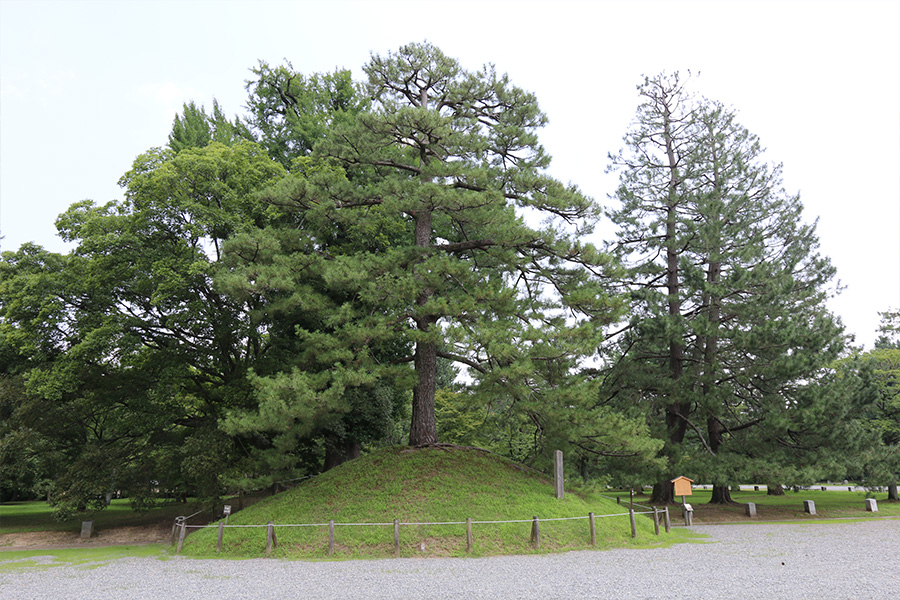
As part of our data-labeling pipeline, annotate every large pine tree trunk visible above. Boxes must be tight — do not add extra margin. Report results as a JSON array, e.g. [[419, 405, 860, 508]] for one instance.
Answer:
[[651, 479, 677, 504], [887, 482, 899, 502], [409, 339, 437, 445], [767, 484, 785, 496], [709, 483, 735, 504], [408, 192, 439, 446]]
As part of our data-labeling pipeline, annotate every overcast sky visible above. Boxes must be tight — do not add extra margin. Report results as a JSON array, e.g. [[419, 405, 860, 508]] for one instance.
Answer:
[[1, 0, 898, 349]]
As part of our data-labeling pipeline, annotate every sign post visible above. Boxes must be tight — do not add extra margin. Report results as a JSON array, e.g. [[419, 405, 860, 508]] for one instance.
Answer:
[[671, 476, 694, 526]]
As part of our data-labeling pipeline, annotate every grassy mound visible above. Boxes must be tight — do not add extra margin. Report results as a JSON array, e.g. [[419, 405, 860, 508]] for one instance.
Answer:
[[181, 445, 675, 559]]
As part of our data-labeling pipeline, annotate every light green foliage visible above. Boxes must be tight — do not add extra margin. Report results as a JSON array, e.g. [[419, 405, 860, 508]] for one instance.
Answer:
[[0, 142, 287, 513], [168, 99, 240, 153]]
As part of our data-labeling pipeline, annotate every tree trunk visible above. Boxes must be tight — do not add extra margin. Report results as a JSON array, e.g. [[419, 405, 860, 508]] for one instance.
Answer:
[[651, 479, 677, 505], [323, 436, 361, 471], [887, 482, 899, 502], [767, 484, 785, 496], [410, 338, 438, 445], [709, 483, 735, 504]]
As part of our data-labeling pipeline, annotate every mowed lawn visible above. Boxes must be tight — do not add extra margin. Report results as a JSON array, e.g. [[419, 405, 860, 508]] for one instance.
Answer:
[[610, 487, 900, 523], [0, 498, 200, 534]]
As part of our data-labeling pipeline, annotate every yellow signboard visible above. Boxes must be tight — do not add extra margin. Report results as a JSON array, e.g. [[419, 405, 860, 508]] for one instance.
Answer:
[[671, 476, 694, 496]]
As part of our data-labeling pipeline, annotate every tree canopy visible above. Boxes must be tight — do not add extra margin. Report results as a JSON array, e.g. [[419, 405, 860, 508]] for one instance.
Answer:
[[2, 51, 892, 512]]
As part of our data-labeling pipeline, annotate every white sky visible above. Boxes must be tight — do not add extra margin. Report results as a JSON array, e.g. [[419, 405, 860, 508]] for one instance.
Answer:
[[1, 0, 898, 349]]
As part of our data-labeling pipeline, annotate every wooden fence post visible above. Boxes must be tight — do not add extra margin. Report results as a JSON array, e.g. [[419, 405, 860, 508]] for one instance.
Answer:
[[589, 512, 596, 547], [176, 520, 187, 555], [554, 450, 564, 499], [530, 516, 541, 550], [217, 521, 224, 552], [266, 521, 277, 557], [652, 507, 660, 536], [629, 507, 637, 538], [393, 519, 400, 557], [466, 518, 473, 553], [663, 506, 671, 533], [329, 520, 335, 555]]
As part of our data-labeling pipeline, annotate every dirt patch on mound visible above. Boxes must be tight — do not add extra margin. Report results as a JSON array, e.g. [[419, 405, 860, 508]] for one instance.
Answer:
[[0, 521, 172, 551]]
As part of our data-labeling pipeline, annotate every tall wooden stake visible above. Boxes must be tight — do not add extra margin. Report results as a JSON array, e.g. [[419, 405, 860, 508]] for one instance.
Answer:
[[554, 450, 564, 499]]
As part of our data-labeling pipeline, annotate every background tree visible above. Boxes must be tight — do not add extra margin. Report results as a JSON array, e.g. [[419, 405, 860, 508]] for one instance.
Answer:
[[168, 99, 240, 153], [238, 61, 366, 168], [840, 311, 900, 501], [0, 141, 287, 514], [605, 72, 849, 504]]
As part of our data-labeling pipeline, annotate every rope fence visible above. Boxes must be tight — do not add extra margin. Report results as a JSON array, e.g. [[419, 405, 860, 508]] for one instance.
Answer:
[[173, 506, 672, 556]]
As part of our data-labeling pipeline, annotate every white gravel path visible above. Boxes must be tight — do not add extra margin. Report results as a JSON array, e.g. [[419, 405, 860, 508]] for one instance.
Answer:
[[1, 519, 898, 599]]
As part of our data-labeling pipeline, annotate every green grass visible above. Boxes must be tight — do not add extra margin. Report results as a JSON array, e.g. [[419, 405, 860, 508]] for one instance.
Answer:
[[0, 498, 201, 534], [0, 544, 169, 574], [609, 487, 900, 523], [181, 446, 688, 559]]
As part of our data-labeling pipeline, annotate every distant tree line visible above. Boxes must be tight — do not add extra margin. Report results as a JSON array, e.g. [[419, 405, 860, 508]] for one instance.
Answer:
[[1, 44, 897, 516]]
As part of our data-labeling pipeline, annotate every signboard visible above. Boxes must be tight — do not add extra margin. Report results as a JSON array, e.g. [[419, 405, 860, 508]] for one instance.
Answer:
[[671, 476, 694, 496], [223, 505, 232, 516]]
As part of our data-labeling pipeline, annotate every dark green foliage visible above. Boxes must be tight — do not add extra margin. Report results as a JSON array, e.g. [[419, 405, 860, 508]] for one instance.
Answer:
[[604, 72, 859, 503]]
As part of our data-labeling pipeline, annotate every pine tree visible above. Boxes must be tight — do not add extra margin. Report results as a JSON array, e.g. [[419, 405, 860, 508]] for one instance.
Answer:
[[606, 73, 846, 503]]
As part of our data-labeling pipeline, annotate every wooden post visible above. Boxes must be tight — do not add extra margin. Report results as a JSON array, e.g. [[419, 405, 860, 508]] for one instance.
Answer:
[[329, 520, 335, 555], [393, 519, 400, 557], [466, 518, 473, 553], [554, 450, 564, 499], [629, 507, 637, 538], [530, 516, 541, 550], [663, 506, 671, 533], [176, 520, 187, 555], [171, 520, 178, 546], [217, 521, 224, 552], [652, 507, 660, 535], [266, 521, 277, 557], [588, 512, 596, 547]]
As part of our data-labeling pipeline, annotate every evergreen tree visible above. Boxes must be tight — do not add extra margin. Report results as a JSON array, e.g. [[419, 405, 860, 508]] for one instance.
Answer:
[[227, 42, 635, 453], [605, 73, 847, 503]]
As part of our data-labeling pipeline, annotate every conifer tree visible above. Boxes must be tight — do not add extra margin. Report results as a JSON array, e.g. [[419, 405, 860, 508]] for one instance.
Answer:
[[606, 73, 847, 503]]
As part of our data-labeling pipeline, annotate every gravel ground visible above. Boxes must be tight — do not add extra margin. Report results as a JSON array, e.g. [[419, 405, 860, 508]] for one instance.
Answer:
[[1, 519, 898, 599]]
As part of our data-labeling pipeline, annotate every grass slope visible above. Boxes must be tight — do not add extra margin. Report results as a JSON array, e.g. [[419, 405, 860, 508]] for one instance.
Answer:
[[182, 446, 679, 559]]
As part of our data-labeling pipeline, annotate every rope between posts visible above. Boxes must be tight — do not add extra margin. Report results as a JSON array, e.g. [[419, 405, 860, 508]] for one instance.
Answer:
[[182, 510, 651, 530]]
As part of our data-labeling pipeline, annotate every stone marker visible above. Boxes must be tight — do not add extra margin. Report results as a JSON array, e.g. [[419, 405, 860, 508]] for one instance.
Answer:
[[80, 520, 93, 539], [865, 498, 878, 512], [804, 500, 816, 515], [745, 502, 757, 518]]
